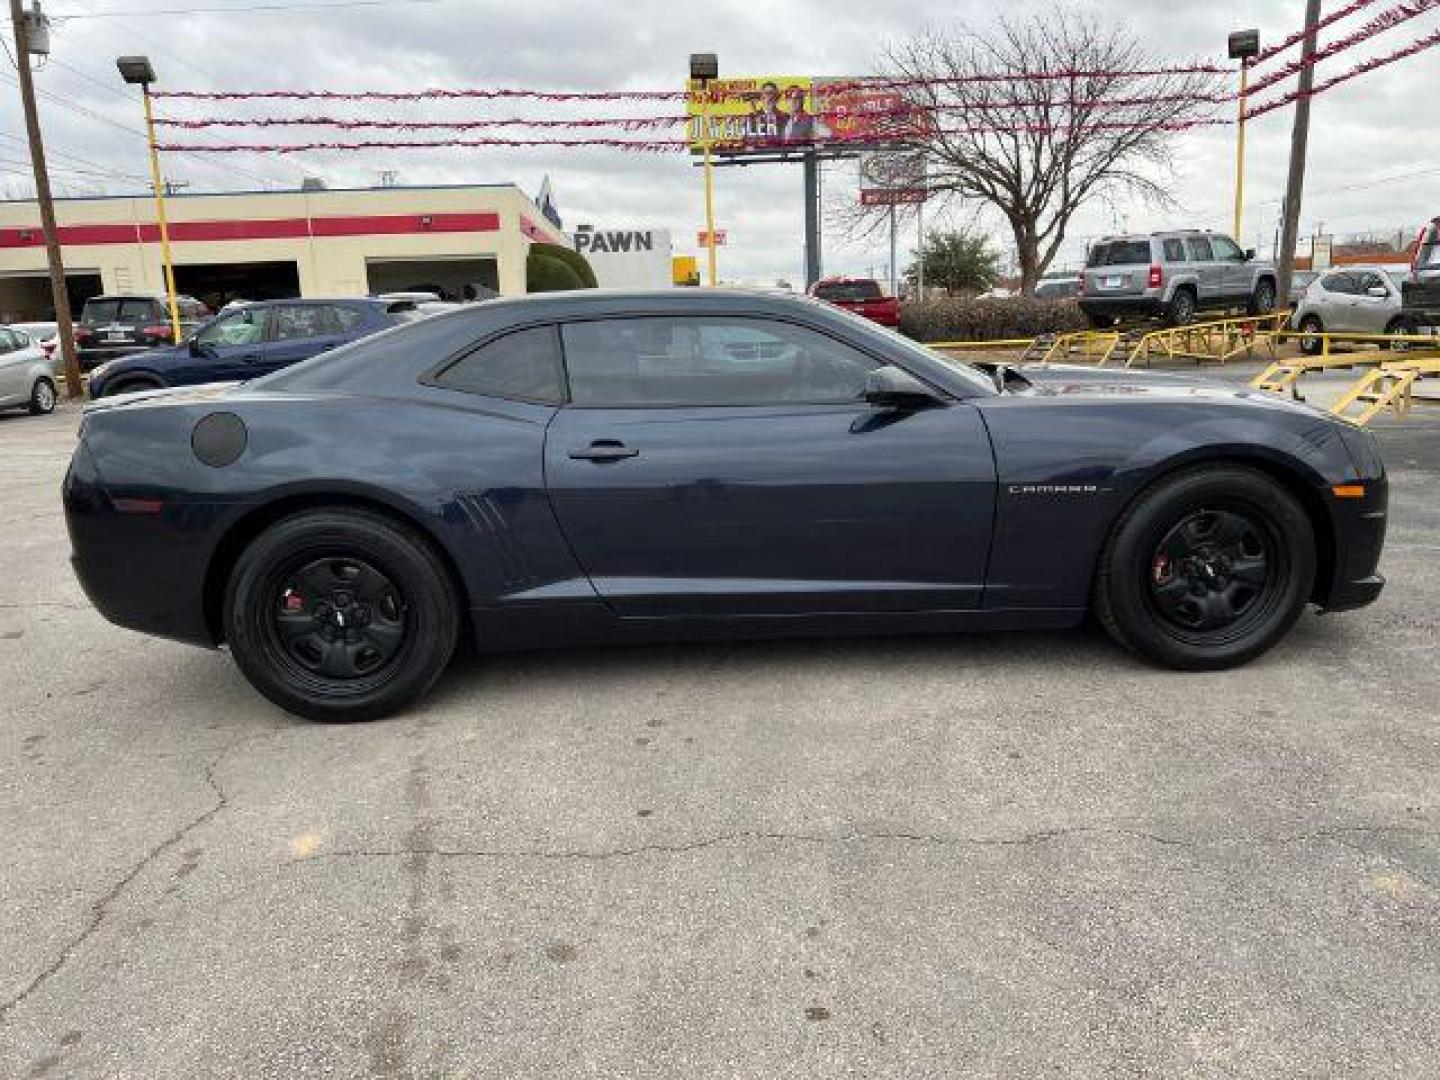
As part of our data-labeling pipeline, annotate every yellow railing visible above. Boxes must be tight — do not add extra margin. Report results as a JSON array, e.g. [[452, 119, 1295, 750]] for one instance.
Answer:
[[1125, 311, 1291, 369]]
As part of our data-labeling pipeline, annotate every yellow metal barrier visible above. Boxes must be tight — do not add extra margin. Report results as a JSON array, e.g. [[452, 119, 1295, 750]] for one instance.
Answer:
[[1331, 357, 1440, 426], [1031, 329, 1126, 366], [1250, 330, 1440, 402], [929, 338, 1037, 352], [1126, 311, 1290, 369]]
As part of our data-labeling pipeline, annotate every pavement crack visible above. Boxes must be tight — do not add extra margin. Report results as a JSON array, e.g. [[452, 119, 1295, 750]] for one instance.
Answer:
[[295, 823, 1440, 866], [0, 743, 237, 1025]]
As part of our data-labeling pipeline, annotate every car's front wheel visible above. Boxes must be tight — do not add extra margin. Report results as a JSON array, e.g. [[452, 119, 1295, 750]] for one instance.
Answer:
[[224, 508, 460, 722], [28, 377, 56, 415], [1297, 315, 1324, 356], [1094, 466, 1315, 670], [1248, 278, 1277, 316]]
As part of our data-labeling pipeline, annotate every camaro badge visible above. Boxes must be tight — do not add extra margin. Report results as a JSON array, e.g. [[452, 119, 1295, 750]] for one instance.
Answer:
[[1007, 484, 1102, 495]]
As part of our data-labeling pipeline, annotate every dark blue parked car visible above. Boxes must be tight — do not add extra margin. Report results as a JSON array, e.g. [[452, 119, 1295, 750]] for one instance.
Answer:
[[65, 290, 1387, 723], [86, 297, 417, 398]]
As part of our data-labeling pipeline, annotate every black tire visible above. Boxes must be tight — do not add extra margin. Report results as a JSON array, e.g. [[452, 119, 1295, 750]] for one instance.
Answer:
[[1094, 466, 1315, 671], [1164, 288, 1197, 327], [28, 377, 56, 415], [1248, 278, 1277, 316], [224, 508, 460, 722], [1385, 315, 1418, 352], [1297, 315, 1324, 356], [1084, 310, 1115, 330]]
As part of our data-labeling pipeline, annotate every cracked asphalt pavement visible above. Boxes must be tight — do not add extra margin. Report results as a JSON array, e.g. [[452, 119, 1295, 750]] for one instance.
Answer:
[[2, 367, 1439, 1078]]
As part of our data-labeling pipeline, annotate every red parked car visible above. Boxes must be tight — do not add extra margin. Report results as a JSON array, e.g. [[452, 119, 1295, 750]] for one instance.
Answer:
[[808, 276, 900, 327]]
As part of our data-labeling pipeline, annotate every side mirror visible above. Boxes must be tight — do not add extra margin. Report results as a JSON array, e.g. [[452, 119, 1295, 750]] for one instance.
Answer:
[[863, 365, 943, 409], [1244, 247, 1256, 262], [188, 337, 203, 356]]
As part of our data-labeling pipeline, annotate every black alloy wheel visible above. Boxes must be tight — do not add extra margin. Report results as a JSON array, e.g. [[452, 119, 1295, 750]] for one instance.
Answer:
[[269, 556, 408, 683], [225, 508, 459, 722], [1146, 508, 1277, 641], [1094, 466, 1315, 670]]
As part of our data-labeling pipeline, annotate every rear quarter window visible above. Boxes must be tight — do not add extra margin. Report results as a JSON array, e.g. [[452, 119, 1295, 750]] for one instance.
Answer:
[[430, 325, 564, 404], [1087, 241, 1152, 267], [1162, 239, 1186, 262]]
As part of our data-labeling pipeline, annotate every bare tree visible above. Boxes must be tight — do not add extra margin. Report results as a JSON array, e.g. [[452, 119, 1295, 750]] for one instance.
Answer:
[[874, 9, 1223, 294]]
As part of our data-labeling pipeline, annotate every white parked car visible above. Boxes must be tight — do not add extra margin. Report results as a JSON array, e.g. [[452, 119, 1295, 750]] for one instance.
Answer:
[[0, 324, 58, 415], [11, 321, 58, 361], [1291, 266, 1408, 355]]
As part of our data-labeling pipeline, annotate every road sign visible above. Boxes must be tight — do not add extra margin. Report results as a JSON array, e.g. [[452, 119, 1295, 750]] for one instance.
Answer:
[[698, 229, 728, 248]]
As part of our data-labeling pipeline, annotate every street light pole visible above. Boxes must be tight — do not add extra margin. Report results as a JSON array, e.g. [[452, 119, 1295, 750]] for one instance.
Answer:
[[10, 0, 82, 400], [1227, 29, 1260, 244], [118, 55, 182, 343], [690, 53, 719, 287]]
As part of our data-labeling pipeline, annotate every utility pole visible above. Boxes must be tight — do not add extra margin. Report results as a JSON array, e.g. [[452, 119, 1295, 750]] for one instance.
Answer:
[[9, 0, 82, 400], [1276, 0, 1322, 304]]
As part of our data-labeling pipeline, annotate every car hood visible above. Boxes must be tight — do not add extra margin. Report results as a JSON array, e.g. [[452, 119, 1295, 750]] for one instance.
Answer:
[[985, 361, 1341, 418]]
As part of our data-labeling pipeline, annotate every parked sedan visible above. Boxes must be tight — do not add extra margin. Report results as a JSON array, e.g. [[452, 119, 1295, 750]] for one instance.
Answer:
[[1292, 267, 1408, 355], [0, 324, 57, 415], [66, 291, 1387, 722], [87, 298, 416, 398]]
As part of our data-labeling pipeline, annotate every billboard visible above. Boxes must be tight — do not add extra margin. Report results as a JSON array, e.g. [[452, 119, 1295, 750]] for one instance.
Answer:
[[858, 151, 928, 206], [686, 77, 930, 156]]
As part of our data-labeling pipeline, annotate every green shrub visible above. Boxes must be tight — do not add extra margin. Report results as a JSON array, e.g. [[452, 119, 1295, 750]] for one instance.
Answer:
[[527, 252, 587, 293], [530, 242, 598, 289], [899, 297, 1086, 343]]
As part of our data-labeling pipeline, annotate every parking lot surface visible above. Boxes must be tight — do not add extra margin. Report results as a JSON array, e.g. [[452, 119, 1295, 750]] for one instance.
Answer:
[[2, 366, 1438, 1078]]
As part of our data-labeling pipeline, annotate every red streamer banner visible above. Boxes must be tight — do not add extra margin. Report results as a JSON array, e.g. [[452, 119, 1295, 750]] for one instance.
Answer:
[[1246, 24, 1440, 119], [1252, 0, 1384, 66], [152, 90, 1240, 133], [150, 66, 1232, 104], [155, 117, 1234, 155], [1247, 0, 1440, 96]]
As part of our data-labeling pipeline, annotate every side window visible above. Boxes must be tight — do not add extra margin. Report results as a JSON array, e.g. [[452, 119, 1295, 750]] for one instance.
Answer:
[[1210, 236, 1246, 262], [0, 329, 17, 353], [329, 305, 365, 332], [1162, 239, 1186, 262], [1355, 272, 1386, 294], [1184, 237, 1214, 262], [561, 316, 883, 407], [1320, 273, 1357, 296], [270, 305, 331, 342], [432, 325, 564, 404], [196, 308, 267, 347]]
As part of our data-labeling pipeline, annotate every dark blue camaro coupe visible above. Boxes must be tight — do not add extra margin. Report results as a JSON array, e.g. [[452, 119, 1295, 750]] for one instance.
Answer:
[[64, 290, 1387, 721]]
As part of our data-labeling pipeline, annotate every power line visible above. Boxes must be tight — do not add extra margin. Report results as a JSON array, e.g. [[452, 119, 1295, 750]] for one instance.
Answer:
[[48, 0, 444, 15]]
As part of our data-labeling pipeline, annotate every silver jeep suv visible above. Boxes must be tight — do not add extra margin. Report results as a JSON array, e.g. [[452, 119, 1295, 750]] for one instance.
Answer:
[[1079, 230, 1278, 328]]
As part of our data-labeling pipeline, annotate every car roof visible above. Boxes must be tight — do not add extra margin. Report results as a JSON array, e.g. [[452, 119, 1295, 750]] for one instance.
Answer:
[[458, 287, 845, 318]]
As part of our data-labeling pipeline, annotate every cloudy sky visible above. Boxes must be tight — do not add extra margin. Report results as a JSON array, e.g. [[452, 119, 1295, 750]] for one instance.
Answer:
[[2, 0, 1438, 284]]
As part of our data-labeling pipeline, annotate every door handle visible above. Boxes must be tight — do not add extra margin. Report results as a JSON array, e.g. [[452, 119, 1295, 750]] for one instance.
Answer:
[[568, 440, 638, 462]]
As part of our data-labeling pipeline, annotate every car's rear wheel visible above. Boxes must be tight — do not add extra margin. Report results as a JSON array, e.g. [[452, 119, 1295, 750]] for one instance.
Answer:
[[224, 508, 460, 722], [1094, 466, 1315, 671], [1297, 315, 1324, 356], [1248, 278, 1277, 316], [1164, 288, 1197, 327], [28, 377, 56, 415]]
